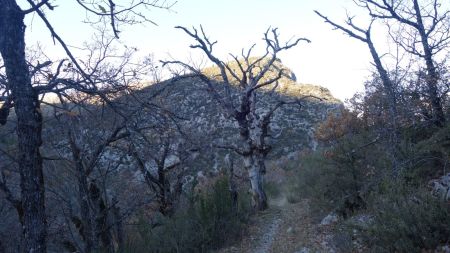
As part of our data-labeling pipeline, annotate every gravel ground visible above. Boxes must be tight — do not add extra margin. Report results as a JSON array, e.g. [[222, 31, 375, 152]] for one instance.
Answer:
[[217, 197, 337, 253]]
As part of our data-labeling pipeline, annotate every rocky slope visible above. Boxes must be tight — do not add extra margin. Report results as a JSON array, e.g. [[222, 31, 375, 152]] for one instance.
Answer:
[[132, 60, 341, 171]]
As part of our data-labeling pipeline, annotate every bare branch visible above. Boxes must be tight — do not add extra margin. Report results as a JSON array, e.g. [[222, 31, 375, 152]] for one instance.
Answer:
[[22, 0, 52, 14], [315, 11, 368, 42]]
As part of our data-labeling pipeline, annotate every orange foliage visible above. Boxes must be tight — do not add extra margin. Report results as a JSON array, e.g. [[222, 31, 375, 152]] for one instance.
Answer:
[[315, 108, 362, 142]]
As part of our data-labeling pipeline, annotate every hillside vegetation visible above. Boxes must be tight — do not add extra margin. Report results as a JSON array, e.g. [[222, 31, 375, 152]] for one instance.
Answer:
[[1, 1, 450, 252], [0, 56, 339, 252]]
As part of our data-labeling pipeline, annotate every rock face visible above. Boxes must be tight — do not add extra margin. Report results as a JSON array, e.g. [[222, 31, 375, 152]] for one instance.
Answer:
[[133, 61, 341, 171]]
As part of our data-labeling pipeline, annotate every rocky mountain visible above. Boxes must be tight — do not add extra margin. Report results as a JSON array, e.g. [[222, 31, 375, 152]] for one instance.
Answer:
[[131, 59, 341, 172], [1, 59, 341, 176]]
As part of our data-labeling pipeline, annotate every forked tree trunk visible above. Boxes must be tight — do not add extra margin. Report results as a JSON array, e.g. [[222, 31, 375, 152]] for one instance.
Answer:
[[248, 164, 268, 211], [0, 1, 47, 252], [238, 97, 268, 211], [69, 134, 95, 252], [89, 182, 113, 253]]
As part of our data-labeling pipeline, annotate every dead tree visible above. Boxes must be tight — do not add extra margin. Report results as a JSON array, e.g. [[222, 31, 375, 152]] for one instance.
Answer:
[[0, 1, 173, 251], [316, 12, 401, 175], [129, 120, 190, 216], [57, 107, 129, 252], [163, 26, 310, 211], [355, 0, 448, 126]]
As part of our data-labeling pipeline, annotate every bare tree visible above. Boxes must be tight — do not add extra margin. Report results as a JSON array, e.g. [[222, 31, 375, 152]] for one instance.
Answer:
[[123, 93, 194, 216], [163, 26, 311, 211], [315, 12, 401, 174], [129, 129, 187, 216], [44, 93, 146, 252], [0, 1, 173, 251], [65, 117, 128, 252], [355, 0, 449, 126]]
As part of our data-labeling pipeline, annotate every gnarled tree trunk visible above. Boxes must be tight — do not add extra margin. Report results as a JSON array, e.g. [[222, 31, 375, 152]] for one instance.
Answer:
[[244, 155, 268, 211]]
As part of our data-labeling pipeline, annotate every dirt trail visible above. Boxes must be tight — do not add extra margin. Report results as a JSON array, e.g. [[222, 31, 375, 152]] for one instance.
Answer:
[[218, 196, 335, 253], [253, 216, 282, 253]]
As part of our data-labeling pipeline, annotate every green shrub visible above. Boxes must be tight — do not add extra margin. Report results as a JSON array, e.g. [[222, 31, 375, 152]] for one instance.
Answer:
[[286, 135, 385, 217], [401, 124, 450, 184], [264, 181, 282, 199], [286, 151, 331, 207], [359, 186, 450, 253], [125, 177, 250, 253]]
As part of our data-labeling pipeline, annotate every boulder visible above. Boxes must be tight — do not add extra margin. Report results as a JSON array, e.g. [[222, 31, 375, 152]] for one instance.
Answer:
[[429, 173, 450, 201], [320, 212, 339, 226]]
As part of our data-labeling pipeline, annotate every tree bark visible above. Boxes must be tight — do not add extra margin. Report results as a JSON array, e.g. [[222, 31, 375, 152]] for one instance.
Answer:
[[247, 158, 268, 211], [0, 1, 47, 252], [244, 154, 268, 211]]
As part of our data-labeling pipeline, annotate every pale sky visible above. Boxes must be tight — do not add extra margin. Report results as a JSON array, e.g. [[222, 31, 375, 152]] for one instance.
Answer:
[[21, 0, 383, 101]]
